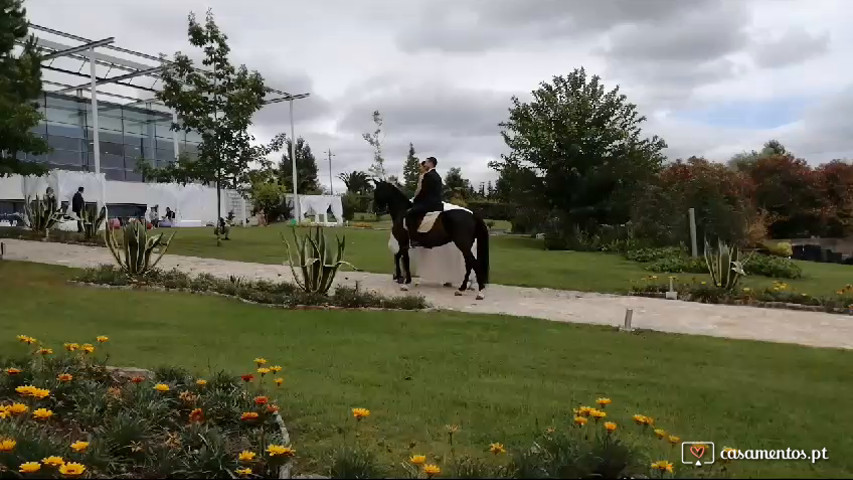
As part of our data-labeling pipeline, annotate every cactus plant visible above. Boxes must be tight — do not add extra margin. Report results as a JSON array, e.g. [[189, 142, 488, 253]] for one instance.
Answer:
[[105, 221, 174, 279], [81, 205, 107, 241], [703, 239, 750, 290], [23, 195, 62, 237], [283, 227, 355, 294]]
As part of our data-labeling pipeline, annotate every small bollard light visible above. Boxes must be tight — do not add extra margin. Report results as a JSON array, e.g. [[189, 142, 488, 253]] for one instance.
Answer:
[[621, 308, 634, 332]]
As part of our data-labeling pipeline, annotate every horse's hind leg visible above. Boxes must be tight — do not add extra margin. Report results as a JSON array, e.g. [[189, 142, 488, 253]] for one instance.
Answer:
[[400, 249, 413, 290], [393, 251, 403, 283], [454, 249, 476, 296]]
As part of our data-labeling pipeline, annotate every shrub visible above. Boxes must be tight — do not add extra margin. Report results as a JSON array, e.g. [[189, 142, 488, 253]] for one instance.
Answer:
[[105, 222, 174, 280], [624, 246, 686, 263], [341, 194, 360, 221], [646, 256, 707, 274], [466, 201, 515, 221], [250, 182, 290, 223], [763, 241, 793, 258], [703, 239, 748, 290], [81, 205, 106, 242], [23, 195, 62, 237], [284, 227, 355, 295], [745, 254, 802, 279]]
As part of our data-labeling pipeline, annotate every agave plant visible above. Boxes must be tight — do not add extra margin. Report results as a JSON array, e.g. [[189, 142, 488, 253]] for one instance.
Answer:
[[105, 221, 174, 279], [283, 227, 355, 294], [23, 195, 62, 237], [81, 205, 107, 241], [703, 239, 750, 290]]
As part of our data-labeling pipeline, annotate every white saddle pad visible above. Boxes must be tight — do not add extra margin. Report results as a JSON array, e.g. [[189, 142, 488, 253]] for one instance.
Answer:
[[410, 202, 471, 233]]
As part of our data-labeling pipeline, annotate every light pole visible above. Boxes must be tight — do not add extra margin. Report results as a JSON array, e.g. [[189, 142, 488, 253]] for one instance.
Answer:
[[284, 93, 310, 222], [326, 149, 335, 195]]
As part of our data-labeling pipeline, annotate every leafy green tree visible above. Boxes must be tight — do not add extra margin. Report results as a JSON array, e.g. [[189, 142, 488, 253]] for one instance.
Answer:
[[443, 167, 473, 202], [0, 0, 48, 177], [277, 136, 321, 194], [491, 67, 667, 230], [337, 170, 373, 195], [402, 142, 420, 196], [363, 110, 387, 179], [137, 9, 284, 241]]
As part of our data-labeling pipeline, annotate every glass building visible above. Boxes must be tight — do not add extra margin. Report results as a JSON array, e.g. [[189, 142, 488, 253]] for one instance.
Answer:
[[19, 92, 201, 182]]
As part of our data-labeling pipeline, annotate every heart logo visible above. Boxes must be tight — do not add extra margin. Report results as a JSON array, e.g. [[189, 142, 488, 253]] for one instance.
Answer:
[[690, 445, 706, 459]]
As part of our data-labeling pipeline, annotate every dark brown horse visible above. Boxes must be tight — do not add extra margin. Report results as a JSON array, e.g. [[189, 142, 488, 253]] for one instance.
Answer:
[[372, 180, 489, 299]]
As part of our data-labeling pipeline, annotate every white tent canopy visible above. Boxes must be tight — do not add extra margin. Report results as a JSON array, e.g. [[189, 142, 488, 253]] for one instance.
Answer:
[[285, 194, 343, 225]]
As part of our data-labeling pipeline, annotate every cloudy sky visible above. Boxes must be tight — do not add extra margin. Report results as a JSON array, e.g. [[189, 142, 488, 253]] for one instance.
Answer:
[[25, 0, 853, 191]]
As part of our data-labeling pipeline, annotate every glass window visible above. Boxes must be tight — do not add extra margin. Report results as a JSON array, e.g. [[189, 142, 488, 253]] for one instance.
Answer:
[[103, 169, 125, 181], [48, 150, 84, 166], [156, 148, 174, 161], [98, 111, 123, 133], [183, 143, 199, 155], [124, 170, 143, 182], [48, 136, 83, 152], [100, 153, 125, 169], [45, 95, 86, 126], [156, 138, 174, 151], [100, 142, 124, 157], [124, 144, 143, 159], [47, 123, 85, 139]]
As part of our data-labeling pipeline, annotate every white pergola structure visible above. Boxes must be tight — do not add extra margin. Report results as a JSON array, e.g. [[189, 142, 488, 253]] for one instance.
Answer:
[[20, 24, 310, 218]]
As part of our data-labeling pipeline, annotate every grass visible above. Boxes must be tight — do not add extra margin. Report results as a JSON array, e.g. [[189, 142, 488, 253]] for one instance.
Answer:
[[2, 260, 852, 478], [153, 223, 852, 296]]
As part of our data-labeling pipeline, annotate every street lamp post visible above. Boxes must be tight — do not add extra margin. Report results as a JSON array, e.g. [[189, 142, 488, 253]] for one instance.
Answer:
[[285, 93, 310, 222]]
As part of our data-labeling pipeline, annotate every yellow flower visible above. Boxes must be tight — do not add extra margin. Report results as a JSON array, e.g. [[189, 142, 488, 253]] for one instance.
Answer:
[[236, 467, 252, 476], [33, 408, 53, 420], [257, 367, 271, 375], [254, 357, 268, 366], [351, 407, 370, 420], [589, 409, 607, 420], [196, 379, 207, 387], [489, 442, 506, 454], [410, 455, 427, 465], [424, 464, 441, 478], [0, 407, 7, 420], [633, 414, 650, 425], [238, 450, 257, 462], [58, 462, 86, 477], [651, 460, 674, 473], [574, 406, 593, 417], [17, 335, 37, 345], [574, 416, 588, 426], [270, 365, 282, 373], [743, 287, 751, 293], [96, 336, 109, 343], [58, 373, 73, 383], [655, 428, 667, 438], [274, 377, 284, 387], [0, 438, 16, 452], [16, 385, 36, 396], [9, 403, 29, 415], [64, 343, 79, 352], [42, 456, 65, 467], [70, 441, 89, 453], [241, 412, 259, 422], [604, 421, 617, 433], [668, 435, 681, 445], [596, 397, 612, 407], [81, 344, 95, 354], [37, 348, 53, 355], [154, 383, 170, 393], [266, 444, 296, 457], [32, 388, 50, 400], [19, 462, 41, 474], [700, 281, 707, 285]]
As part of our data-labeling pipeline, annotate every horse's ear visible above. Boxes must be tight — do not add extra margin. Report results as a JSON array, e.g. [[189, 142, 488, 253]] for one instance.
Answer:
[[372, 179, 380, 187]]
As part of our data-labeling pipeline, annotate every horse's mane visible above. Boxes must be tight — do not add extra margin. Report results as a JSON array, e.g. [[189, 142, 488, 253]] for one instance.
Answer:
[[376, 181, 410, 204]]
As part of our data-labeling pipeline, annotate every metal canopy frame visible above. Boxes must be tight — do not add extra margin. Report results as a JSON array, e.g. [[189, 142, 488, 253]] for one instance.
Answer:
[[20, 23, 311, 215]]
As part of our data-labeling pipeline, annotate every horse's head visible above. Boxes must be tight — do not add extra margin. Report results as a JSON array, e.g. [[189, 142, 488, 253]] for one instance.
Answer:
[[372, 180, 407, 215]]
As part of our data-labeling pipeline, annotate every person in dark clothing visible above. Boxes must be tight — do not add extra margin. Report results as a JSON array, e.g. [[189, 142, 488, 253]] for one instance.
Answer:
[[405, 156, 443, 246], [71, 187, 85, 233]]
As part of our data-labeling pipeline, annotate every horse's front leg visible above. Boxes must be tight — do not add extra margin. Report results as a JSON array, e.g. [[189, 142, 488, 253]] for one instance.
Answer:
[[402, 248, 413, 287], [393, 251, 404, 283]]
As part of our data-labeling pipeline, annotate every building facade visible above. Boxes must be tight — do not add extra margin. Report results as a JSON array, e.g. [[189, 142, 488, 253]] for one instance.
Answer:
[[18, 92, 201, 182]]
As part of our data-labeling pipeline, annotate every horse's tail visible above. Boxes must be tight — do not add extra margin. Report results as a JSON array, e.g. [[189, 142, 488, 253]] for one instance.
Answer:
[[474, 215, 490, 285]]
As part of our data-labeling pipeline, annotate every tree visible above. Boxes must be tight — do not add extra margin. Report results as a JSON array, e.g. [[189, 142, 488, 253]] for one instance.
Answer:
[[485, 181, 494, 198], [387, 174, 404, 190], [815, 160, 853, 237], [0, 0, 48, 177], [337, 170, 373, 195], [137, 9, 284, 241], [363, 110, 387, 179], [402, 142, 420, 196], [747, 154, 823, 238], [443, 167, 473, 202], [728, 139, 790, 172], [491, 67, 667, 230], [277, 136, 321, 194]]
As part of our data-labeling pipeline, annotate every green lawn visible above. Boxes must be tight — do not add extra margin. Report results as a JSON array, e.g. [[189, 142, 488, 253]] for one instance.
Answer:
[[156, 224, 851, 295], [2, 261, 852, 478]]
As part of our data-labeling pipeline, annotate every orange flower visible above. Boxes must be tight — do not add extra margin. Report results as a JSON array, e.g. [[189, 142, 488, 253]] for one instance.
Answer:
[[96, 336, 109, 343], [269, 365, 282, 373], [410, 455, 427, 465], [236, 467, 252, 476], [574, 416, 588, 426], [241, 412, 259, 422], [81, 344, 95, 354], [604, 421, 617, 433], [6, 367, 21, 375], [189, 408, 204, 423], [274, 377, 284, 387], [37, 348, 53, 355], [254, 396, 268, 406], [238, 450, 257, 462], [595, 397, 612, 408], [130, 376, 145, 384], [58, 373, 73, 383], [266, 405, 280, 414], [424, 464, 441, 478], [241, 374, 254, 382], [196, 379, 207, 387], [64, 343, 79, 352], [489, 442, 506, 454], [351, 408, 370, 420], [70, 441, 89, 453]]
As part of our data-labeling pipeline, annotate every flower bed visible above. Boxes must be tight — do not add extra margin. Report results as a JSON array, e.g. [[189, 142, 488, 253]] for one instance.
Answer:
[[73, 265, 428, 311], [1, 337, 293, 478], [631, 277, 853, 315], [0, 227, 105, 247]]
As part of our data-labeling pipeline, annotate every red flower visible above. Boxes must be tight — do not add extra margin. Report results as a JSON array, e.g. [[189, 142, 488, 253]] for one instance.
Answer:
[[266, 405, 279, 414], [130, 376, 144, 384], [241, 374, 254, 383], [189, 408, 204, 423], [254, 396, 268, 406]]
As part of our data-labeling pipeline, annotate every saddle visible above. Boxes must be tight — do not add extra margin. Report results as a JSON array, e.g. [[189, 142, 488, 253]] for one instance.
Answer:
[[410, 202, 472, 233]]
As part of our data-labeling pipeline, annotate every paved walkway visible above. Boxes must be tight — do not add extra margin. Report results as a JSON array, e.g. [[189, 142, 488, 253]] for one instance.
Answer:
[[3, 238, 852, 350]]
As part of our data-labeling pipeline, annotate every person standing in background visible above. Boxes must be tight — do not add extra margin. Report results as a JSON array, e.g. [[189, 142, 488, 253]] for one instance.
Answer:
[[71, 187, 85, 232]]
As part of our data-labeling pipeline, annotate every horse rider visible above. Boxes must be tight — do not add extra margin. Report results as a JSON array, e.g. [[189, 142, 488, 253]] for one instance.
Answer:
[[405, 156, 443, 247]]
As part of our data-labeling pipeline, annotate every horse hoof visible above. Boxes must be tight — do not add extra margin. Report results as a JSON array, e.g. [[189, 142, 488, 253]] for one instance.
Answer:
[[476, 292, 485, 300], [443, 282, 453, 288], [454, 290, 464, 297], [400, 285, 409, 292]]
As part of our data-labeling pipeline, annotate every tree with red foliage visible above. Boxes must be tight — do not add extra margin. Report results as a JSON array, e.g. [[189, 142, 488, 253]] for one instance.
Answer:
[[814, 160, 853, 237], [746, 154, 825, 238]]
